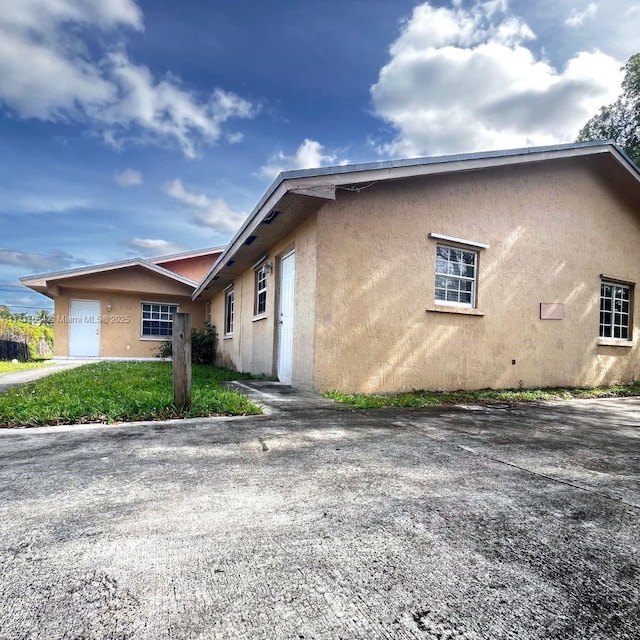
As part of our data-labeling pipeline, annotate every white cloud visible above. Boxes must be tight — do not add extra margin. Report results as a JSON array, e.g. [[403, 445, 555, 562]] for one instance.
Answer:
[[114, 168, 142, 187], [260, 139, 347, 179], [0, 0, 257, 157], [371, 0, 623, 157], [226, 132, 244, 144], [122, 238, 186, 257], [565, 3, 598, 27], [0, 248, 86, 271], [0, 0, 143, 33], [164, 179, 247, 233], [0, 193, 92, 214]]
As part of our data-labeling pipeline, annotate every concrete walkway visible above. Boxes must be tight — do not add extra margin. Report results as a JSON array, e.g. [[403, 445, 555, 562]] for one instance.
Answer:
[[0, 359, 92, 393]]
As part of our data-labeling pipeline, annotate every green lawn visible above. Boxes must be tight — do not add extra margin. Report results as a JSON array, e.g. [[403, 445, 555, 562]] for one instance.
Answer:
[[0, 360, 53, 376], [0, 361, 261, 427], [325, 383, 640, 409]]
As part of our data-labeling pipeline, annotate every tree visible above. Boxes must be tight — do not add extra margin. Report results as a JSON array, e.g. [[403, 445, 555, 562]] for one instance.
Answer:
[[0, 305, 10, 318], [577, 53, 640, 166], [33, 309, 54, 327]]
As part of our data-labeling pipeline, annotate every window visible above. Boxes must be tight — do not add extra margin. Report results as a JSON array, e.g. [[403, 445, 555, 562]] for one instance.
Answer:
[[255, 264, 267, 316], [435, 245, 478, 307], [141, 303, 178, 337], [224, 288, 234, 336], [600, 282, 631, 340]]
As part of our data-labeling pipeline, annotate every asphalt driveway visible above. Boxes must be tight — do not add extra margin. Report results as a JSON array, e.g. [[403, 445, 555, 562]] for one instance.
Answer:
[[0, 384, 638, 639]]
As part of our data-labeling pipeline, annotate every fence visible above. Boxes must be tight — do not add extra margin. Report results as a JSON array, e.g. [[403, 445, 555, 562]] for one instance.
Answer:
[[0, 339, 30, 361]]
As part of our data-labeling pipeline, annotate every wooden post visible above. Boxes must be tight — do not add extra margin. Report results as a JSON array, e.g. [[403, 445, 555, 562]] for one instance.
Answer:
[[172, 313, 192, 410]]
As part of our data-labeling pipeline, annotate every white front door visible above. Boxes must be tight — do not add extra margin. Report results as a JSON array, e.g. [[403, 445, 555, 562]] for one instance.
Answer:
[[68, 299, 101, 357], [277, 251, 295, 384]]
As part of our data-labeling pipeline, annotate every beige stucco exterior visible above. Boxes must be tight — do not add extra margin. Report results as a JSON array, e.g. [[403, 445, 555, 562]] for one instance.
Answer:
[[211, 214, 317, 385], [25, 264, 209, 359], [206, 155, 640, 392], [314, 158, 640, 392], [54, 291, 206, 358], [21, 249, 224, 359]]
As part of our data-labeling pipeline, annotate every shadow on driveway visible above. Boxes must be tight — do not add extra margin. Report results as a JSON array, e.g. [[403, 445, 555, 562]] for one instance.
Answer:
[[0, 383, 638, 639]]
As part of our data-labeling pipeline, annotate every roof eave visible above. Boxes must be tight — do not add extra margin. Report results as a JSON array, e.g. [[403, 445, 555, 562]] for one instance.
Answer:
[[193, 175, 288, 298], [193, 141, 633, 300], [21, 258, 199, 291]]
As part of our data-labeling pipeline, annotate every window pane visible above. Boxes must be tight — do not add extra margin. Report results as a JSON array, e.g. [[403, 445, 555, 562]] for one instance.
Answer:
[[141, 302, 176, 336], [225, 290, 234, 333], [434, 245, 477, 307], [461, 264, 475, 278], [599, 282, 631, 339], [436, 259, 448, 274]]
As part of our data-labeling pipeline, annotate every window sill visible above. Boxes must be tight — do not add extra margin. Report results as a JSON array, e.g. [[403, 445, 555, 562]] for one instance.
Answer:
[[223, 334, 234, 340], [426, 305, 485, 316], [252, 314, 267, 322], [597, 339, 634, 348], [140, 336, 171, 341]]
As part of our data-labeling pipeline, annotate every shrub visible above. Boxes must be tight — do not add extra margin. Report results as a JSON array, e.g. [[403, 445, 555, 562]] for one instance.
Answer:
[[156, 323, 218, 364], [191, 323, 218, 364], [0, 318, 53, 361]]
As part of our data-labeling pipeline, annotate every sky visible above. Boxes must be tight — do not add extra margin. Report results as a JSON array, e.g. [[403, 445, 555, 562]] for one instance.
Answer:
[[1, 0, 638, 313]]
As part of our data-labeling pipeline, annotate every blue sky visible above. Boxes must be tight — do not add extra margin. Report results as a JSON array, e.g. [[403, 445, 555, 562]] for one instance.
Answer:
[[1, 0, 638, 312]]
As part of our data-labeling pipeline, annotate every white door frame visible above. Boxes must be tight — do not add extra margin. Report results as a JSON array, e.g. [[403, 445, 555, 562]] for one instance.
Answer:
[[68, 299, 101, 357], [277, 250, 295, 384]]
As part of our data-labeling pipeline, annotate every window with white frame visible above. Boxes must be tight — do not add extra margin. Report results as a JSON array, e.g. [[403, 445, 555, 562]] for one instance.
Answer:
[[435, 245, 478, 307], [141, 302, 178, 337], [255, 264, 267, 316], [599, 282, 632, 340], [224, 288, 235, 336]]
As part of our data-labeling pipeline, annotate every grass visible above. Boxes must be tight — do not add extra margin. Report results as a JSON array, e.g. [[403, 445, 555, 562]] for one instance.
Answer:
[[0, 360, 53, 375], [0, 361, 261, 427], [325, 383, 640, 409]]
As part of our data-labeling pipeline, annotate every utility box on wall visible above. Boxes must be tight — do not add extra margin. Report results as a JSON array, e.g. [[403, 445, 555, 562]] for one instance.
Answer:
[[540, 303, 564, 320]]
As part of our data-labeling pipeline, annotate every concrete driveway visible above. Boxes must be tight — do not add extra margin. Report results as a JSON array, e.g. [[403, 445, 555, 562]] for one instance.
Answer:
[[0, 384, 638, 639]]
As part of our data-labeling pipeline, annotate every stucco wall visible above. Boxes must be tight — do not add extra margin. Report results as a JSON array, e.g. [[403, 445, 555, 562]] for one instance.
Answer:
[[59, 267, 195, 297], [156, 254, 219, 282], [314, 159, 640, 392], [54, 289, 206, 358], [211, 214, 317, 385]]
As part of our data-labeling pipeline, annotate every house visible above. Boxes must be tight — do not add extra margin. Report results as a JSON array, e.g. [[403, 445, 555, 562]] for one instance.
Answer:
[[193, 141, 640, 393], [21, 247, 223, 359]]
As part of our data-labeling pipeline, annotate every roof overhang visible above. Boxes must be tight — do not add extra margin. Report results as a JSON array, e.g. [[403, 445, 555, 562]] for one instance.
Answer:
[[193, 141, 640, 299], [21, 258, 199, 296]]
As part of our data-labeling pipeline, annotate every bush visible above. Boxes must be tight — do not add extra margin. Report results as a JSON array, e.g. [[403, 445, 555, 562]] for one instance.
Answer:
[[191, 323, 218, 364], [0, 318, 53, 361], [156, 323, 218, 364]]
